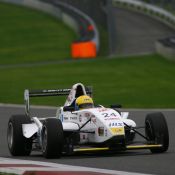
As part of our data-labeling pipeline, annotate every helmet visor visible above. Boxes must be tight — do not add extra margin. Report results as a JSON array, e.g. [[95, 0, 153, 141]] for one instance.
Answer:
[[79, 103, 94, 109]]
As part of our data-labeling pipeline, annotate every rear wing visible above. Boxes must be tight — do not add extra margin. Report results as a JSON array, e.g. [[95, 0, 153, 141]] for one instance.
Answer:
[[24, 86, 93, 117]]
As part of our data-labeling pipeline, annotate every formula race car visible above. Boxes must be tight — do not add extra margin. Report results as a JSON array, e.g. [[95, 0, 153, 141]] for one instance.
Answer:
[[7, 83, 169, 158]]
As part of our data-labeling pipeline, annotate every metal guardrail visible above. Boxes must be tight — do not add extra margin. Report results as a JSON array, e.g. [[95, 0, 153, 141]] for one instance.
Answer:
[[41, 0, 99, 51], [114, 0, 175, 58], [53, 0, 114, 55], [56, 0, 108, 29], [139, 0, 175, 13], [113, 0, 175, 29]]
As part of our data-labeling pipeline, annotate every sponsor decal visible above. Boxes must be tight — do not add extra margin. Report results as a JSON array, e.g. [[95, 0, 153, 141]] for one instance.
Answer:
[[64, 117, 68, 120], [110, 127, 125, 135], [98, 127, 104, 136], [70, 116, 78, 120], [98, 108, 109, 112], [105, 129, 108, 137], [104, 117, 120, 120], [109, 122, 123, 127], [79, 115, 82, 122], [61, 114, 63, 122]]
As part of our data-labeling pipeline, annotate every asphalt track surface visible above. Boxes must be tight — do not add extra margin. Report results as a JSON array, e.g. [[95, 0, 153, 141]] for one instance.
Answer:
[[0, 105, 175, 175], [113, 7, 175, 55]]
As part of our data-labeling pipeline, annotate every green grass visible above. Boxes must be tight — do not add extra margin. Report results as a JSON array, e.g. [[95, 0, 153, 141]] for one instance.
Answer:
[[0, 2, 77, 65], [1, 54, 175, 108], [0, 173, 16, 175], [0, 2, 175, 108]]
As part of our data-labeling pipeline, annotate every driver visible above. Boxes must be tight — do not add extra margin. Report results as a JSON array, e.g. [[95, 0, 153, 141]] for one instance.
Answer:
[[75, 95, 94, 110]]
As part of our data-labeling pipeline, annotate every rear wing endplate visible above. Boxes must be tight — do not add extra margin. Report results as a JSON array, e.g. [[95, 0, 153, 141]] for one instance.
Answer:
[[24, 86, 92, 117]]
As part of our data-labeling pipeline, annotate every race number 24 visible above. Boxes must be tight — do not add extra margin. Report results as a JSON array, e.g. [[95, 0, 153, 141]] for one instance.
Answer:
[[102, 113, 116, 118]]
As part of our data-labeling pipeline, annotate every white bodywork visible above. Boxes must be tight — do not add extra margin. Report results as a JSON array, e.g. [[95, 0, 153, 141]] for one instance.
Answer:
[[22, 83, 136, 145], [56, 107, 136, 143], [22, 123, 38, 138]]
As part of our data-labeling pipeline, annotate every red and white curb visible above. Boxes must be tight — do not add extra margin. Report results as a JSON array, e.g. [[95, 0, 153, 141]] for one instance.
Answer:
[[0, 157, 152, 175]]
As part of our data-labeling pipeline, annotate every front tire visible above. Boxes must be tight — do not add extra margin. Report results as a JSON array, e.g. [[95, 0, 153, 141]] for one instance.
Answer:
[[42, 118, 64, 158], [7, 115, 32, 156], [145, 112, 169, 153]]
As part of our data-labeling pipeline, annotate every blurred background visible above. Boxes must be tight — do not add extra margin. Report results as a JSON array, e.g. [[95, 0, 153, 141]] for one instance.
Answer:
[[0, 0, 175, 108]]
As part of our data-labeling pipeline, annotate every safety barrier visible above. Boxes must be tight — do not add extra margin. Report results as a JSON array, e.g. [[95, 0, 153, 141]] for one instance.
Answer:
[[71, 41, 96, 58], [113, 0, 175, 59], [113, 0, 175, 29], [138, 0, 175, 14], [41, 0, 99, 59], [0, 0, 99, 59], [57, 0, 116, 56]]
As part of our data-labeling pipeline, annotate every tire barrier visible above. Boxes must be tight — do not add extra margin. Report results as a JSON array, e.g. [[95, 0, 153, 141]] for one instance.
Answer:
[[0, 0, 99, 59]]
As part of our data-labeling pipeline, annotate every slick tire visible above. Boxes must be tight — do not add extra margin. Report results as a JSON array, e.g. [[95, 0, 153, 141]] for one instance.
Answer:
[[145, 112, 169, 153], [42, 118, 63, 158], [7, 115, 32, 156]]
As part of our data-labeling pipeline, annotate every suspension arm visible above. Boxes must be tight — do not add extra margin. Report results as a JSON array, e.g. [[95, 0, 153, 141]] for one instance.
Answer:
[[124, 122, 149, 141]]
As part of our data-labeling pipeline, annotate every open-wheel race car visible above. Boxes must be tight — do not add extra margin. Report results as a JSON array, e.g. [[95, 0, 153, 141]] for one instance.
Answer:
[[7, 83, 169, 158]]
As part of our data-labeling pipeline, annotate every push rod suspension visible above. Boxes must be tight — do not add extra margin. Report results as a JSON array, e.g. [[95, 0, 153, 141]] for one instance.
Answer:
[[124, 122, 149, 141]]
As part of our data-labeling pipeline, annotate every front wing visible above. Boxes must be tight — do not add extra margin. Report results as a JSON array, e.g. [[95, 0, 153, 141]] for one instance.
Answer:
[[73, 144, 163, 153]]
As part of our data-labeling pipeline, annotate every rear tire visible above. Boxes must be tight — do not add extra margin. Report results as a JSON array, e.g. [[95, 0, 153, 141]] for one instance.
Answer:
[[7, 115, 32, 156], [145, 112, 169, 153], [42, 118, 64, 158]]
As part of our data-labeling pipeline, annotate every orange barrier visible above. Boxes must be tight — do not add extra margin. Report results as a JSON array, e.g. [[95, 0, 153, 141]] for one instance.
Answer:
[[71, 41, 97, 59]]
